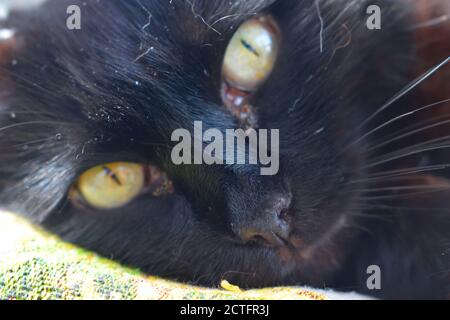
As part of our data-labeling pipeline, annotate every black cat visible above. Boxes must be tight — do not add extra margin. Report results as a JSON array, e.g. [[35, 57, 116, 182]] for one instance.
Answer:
[[1, 0, 449, 299]]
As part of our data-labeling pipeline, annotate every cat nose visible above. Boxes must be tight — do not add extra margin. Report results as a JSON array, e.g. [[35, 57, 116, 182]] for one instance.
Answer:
[[236, 196, 292, 247]]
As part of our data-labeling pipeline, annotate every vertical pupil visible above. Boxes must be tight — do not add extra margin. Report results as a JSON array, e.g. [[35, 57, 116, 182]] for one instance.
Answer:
[[240, 39, 260, 57], [103, 166, 122, 186]]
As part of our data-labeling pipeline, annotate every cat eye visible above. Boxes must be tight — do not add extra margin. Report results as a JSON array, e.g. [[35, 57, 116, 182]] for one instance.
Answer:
[[222, 15, 280, 92], [70, 163, 175, 210], [69, 162, 146, 210]]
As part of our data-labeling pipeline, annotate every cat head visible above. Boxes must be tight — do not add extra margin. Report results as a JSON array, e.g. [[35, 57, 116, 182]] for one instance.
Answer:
[[0, 0, 415, 286]]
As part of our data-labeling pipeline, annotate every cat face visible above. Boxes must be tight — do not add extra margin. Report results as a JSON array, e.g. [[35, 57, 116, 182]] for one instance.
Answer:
[[0, 0, 423, 287]]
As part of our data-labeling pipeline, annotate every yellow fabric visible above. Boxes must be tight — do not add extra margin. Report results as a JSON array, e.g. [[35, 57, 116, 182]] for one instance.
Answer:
[[0, 211, 351, 300]]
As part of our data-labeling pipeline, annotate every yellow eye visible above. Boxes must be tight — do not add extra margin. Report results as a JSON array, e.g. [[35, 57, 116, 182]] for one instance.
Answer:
[[222, 15, 280, 91], [70, 162, 145, 210]]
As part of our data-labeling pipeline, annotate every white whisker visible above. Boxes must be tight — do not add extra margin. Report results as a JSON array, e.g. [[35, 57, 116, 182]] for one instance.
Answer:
[[314, 0, 324, 53], [353, 164, 450, 184], [360, 98, 450, 152], [186, 0, 221, 35], [0, 121, 64, 134], [344, 56, 450, 150], [409, 15, 449, 30], [358, 184, 450, 193], [359, 188, 450, 200], [365, 136, 450, 169], [367, 116, 450, 153]]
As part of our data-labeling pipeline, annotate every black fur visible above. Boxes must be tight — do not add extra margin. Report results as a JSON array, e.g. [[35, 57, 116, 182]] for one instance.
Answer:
[[1, 0, 449, 299]]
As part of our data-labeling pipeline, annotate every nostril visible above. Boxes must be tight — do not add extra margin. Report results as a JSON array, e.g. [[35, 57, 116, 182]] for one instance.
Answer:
[[234, 193, 293, 247]]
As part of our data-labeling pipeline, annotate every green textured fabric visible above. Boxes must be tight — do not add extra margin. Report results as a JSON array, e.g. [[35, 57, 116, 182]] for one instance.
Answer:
[[0, 210, 366, 300]]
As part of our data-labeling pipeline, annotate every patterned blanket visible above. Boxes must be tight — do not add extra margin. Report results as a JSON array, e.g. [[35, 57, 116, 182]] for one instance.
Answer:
[[0, 211, 369, 300]]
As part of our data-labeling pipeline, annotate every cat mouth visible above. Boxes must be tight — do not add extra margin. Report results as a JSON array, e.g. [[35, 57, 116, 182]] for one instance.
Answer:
[[242, 231, 292, 248]]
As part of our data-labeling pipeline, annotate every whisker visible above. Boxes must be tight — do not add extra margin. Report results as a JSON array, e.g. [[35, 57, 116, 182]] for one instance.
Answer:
[[358, 188, 450, 200], [357, 184, 450, 193], [367, 112, 450, 153], [366, 113, 450, 153], [346, 207, 394, 224], [358, 98, 450, 152], [344, 56, 450, 150], [0, 111, 52, 116], [354, 203, 450, 214], [364, 139, 450, 169], [352, 164, 450, 184], [186, 0, 222, 35], [314, 0, 324, 53], [409, 15, 449, 30], [135, 0, 152, 31], [9, 137, 57, 148], [0, 121, 66, 134], [210, 13, 257, 27]]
